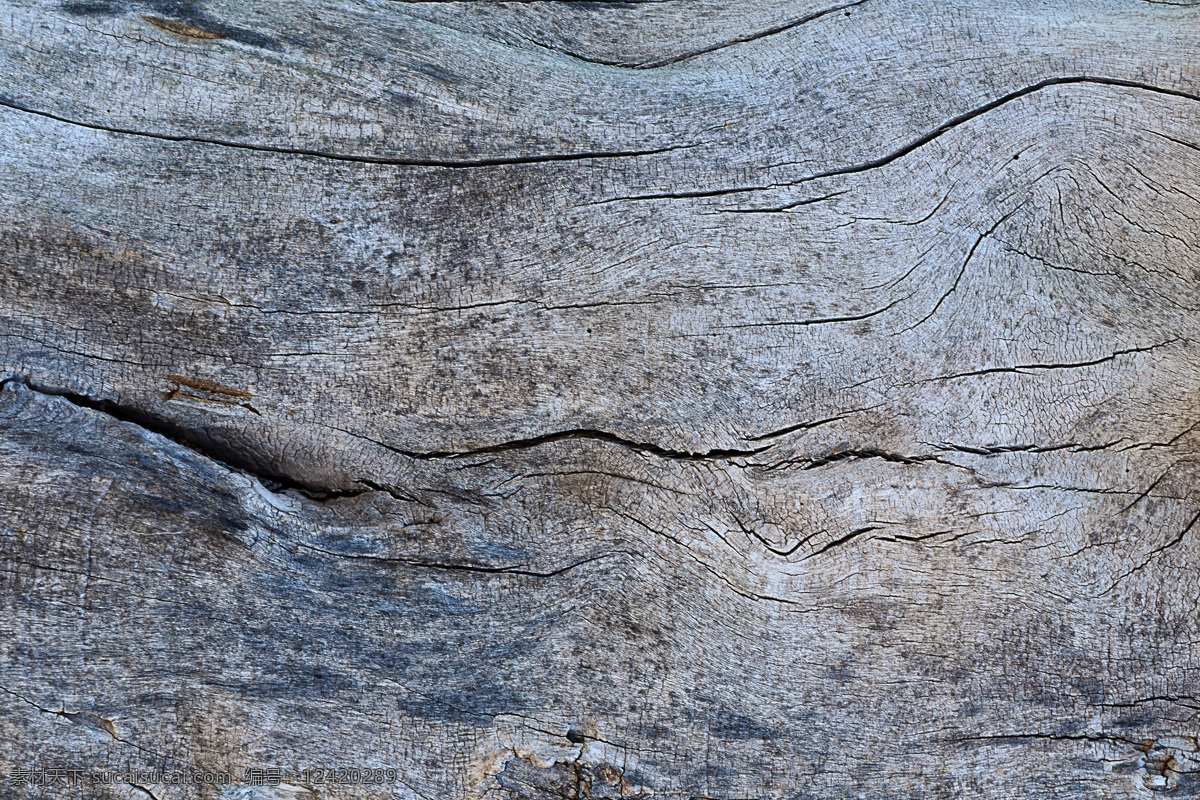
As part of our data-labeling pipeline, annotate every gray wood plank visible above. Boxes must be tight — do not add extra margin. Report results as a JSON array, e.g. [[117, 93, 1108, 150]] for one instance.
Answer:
[[2, 0, 1199, 797]]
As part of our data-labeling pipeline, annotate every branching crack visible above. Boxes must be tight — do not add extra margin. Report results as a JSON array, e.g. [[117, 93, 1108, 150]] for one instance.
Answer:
[[1100, 508, 1200, 595], [904, 205, 1023, 330], [0, 686, 163, 759]]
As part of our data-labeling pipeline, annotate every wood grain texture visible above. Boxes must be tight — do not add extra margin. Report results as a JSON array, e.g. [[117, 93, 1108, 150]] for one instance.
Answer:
[[2, 0, 1200, 798]]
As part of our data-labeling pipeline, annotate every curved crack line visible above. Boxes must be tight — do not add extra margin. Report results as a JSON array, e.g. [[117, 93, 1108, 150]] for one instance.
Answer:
[[743, 405, 883, 442], [800, 525, 883, 559], [130, 785, 161, 800], [0, 96, 696, 169], [755, 447, 971, 473], [933, 440, 1125, 456], [1120, 460, 1192, 513], [630, 0, 870, 69], [714, 190, 848, 214], [716, 294, 909, 330], [900, 204, 1024, 330], [729, 513, 804, 557], [3, 374, 856, 516], [507, 0, 869, 70], [0, 374, 365, 505], [594, 76, 1200, 206], [329, 423, 774, 462], [770, 76, 1200, 186]]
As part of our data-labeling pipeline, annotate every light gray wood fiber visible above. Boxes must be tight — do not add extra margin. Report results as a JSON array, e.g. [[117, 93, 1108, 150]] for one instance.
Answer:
[[2, 0, 1200, 798]]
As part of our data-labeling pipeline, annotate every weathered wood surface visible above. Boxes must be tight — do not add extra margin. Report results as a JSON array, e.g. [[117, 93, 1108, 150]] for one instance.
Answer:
[[3, 1, 1200, 797]]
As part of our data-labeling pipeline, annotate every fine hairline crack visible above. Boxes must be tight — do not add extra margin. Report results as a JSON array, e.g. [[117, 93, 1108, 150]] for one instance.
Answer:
[[919, 340, 1179, 383]]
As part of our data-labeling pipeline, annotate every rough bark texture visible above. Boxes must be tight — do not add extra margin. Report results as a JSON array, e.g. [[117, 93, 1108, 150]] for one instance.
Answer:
[[3, 1, 1200, 798]]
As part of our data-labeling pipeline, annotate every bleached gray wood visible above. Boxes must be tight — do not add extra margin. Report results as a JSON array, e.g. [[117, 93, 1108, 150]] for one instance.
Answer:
[[2, 0, 1200, 798]]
